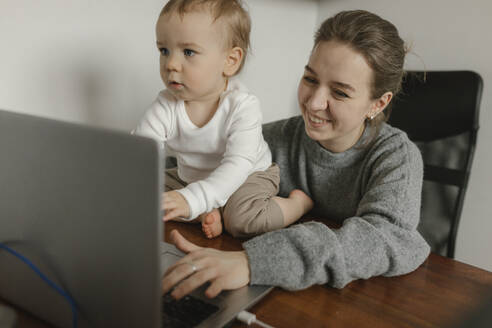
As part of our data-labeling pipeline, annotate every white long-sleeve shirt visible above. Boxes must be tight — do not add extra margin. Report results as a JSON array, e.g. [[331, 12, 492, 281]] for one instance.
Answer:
[[133, 79, 271, 219]]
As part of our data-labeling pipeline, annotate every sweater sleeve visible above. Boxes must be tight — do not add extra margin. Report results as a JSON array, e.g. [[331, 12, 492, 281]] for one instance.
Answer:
[[177, 95, 266, 219], [132, 91, 175, 146], [243, 136, 430, 290]]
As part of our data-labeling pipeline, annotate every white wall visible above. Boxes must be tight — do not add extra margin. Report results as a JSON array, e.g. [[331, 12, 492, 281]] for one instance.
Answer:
[[0, 0, 318, 130], [241, 0, 319, 123], [0, 0, 164, 130], [318, 0, 492, 271]]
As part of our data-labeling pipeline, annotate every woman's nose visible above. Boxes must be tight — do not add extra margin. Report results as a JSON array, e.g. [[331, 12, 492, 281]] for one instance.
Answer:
[[306, 88, 329, 111]]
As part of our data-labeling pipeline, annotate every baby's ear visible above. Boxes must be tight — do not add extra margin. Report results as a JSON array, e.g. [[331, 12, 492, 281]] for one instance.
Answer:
[[223, 47, 244, 77]]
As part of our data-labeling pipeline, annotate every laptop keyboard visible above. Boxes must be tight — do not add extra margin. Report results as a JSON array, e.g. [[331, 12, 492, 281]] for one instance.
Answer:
[[162, 292, 220, 328]]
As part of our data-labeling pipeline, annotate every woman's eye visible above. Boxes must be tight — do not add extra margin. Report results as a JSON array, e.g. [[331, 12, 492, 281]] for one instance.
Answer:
[[303, 76, 317, 84], [334, 90, 349, 98], [159, 48, 169, 56], [184, 49, 196, 57]]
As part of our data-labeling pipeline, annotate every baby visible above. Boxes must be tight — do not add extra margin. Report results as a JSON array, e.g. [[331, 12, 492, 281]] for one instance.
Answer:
[[134, 0, 312, 238]]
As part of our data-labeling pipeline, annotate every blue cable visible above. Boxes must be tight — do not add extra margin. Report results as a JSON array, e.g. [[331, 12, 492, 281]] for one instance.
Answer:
[[0, 242, 77, 328]]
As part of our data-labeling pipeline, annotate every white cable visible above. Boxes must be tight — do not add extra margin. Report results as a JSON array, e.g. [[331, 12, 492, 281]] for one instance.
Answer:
[[237, 310, 275, 328]]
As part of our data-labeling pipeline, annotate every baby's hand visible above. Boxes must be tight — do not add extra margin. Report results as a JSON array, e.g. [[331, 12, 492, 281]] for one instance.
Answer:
[[162, 191, 190, 221]]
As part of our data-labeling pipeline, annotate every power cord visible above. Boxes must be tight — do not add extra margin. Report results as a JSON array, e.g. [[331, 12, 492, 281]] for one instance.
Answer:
[[237, 310, 275, 328], [0, 242, 77, 328]]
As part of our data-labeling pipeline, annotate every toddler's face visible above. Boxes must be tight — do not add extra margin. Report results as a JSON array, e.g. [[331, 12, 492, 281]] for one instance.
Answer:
[[156, 11, 229, 103]]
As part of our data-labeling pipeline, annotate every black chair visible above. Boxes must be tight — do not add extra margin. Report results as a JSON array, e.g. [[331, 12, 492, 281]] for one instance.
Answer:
[[387, 70, 483, 258]]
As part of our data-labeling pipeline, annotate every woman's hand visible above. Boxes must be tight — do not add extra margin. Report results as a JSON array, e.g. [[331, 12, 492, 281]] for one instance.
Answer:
[[162, 230, 250, 299], [162, 191, 190, 221]]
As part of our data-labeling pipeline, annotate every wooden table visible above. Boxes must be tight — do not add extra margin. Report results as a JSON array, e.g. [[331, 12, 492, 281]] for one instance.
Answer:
[[3, 220, 492, 328]]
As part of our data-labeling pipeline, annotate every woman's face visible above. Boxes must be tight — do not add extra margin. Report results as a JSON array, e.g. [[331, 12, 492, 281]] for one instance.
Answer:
[[298, 40, 389, 152]]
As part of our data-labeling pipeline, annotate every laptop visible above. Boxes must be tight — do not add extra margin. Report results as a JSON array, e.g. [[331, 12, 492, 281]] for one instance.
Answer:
[[0, 109, 272, 328]]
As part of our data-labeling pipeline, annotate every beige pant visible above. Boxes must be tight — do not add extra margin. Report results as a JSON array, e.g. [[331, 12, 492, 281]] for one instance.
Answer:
[[165, 164, 284, 237]]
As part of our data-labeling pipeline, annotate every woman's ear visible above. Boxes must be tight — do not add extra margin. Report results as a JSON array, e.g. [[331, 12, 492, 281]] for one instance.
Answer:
[[223, 47, 244, 77], [367, 91, 393, 120]]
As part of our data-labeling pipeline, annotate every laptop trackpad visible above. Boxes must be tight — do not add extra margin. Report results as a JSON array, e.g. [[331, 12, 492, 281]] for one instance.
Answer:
[[161, 251, 182, 274]]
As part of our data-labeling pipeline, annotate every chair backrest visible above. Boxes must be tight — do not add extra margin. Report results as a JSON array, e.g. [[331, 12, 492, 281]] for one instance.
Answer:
[[388, 70, 483, 258]]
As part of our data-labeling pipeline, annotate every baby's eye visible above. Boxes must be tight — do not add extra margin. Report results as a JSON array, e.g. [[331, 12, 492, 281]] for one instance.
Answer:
[[303, 76, 317, 84], [183, 49, 196, 57], [159, 48, 169, 56]]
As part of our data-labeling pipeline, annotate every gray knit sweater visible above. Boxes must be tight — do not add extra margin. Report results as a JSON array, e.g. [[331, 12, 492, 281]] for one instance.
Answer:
[[243, 116, 430, 290]]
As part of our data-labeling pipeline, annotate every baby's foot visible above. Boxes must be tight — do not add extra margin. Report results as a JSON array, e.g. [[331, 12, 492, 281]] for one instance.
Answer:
[[201, 209, 223, 239]]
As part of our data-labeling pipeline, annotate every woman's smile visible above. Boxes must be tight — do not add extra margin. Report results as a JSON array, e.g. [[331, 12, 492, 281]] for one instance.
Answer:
[[307, 111, 332, 127]]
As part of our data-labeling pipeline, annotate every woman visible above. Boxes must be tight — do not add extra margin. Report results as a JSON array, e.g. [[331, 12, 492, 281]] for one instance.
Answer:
[[162, 9, 430, 299]]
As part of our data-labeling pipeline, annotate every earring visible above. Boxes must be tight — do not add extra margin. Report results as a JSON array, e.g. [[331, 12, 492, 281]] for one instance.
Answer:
[[368, 112, 378, 120]]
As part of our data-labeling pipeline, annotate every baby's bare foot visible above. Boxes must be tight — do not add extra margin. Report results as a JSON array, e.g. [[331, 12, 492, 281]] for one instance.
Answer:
[[201, 209, 223, 239]]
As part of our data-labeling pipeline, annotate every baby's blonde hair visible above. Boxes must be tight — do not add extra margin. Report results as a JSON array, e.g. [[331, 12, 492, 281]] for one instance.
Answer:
[[160, 0, 251, 74]]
